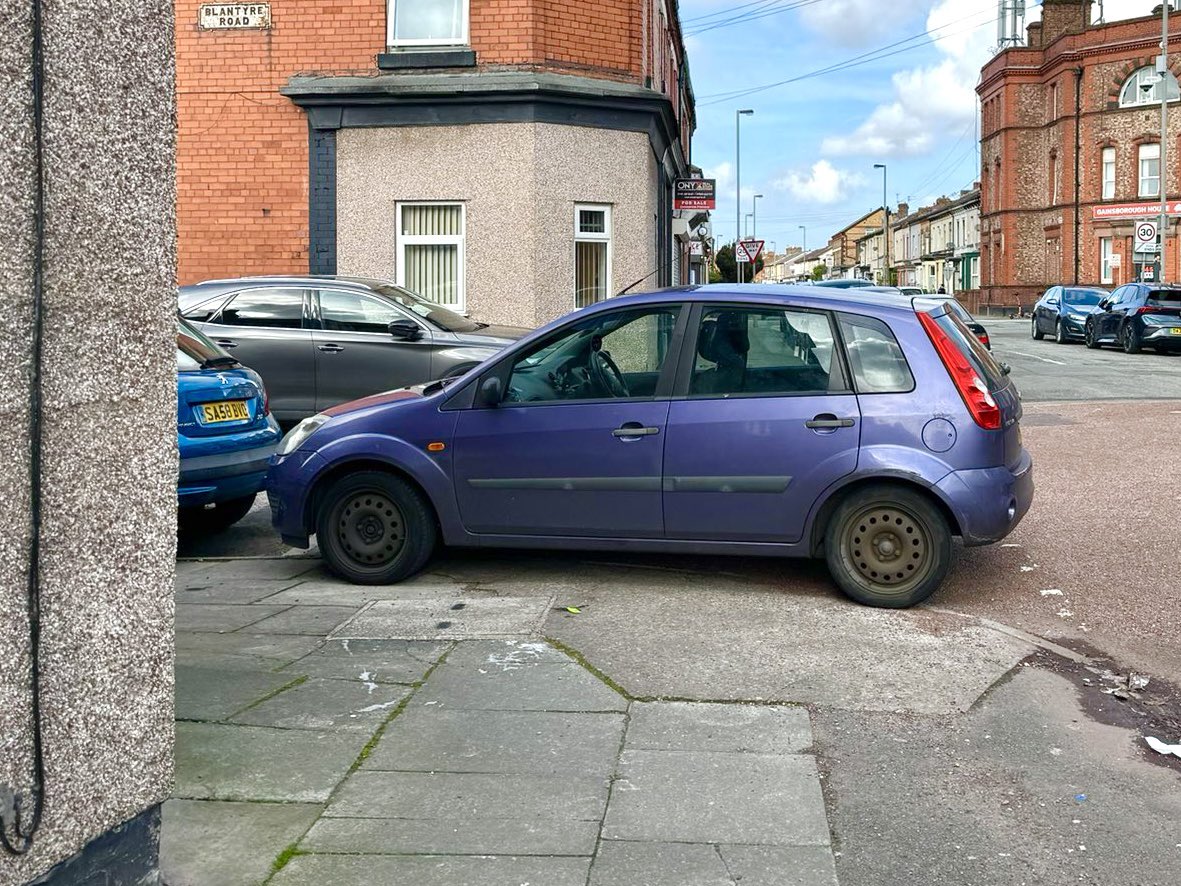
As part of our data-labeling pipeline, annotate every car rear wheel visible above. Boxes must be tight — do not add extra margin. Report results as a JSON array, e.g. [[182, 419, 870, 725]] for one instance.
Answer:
[[1084, 322, 1100, 349], [1031, 317, 1045, 340], [316, 471, 437, 585], [1122, 323, 1142, 354], [179, 493, 256, 535], [823, 485, 952, 608]]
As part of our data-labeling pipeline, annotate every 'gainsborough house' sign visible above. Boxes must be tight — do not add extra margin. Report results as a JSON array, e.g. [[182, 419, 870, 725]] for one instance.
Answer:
[[199, 3, 271, 29]]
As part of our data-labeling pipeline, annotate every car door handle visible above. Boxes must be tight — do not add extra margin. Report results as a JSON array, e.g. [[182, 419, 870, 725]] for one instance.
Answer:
[[805, 415, 856, 429], [317, 343, 345, 353], [215, 339, 238, 349], [613, 425, 660, 438]]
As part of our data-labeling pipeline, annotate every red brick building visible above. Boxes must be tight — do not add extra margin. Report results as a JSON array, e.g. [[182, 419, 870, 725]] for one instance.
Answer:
[[176, 0, 695, 325], [978, 0, 1181, 308]]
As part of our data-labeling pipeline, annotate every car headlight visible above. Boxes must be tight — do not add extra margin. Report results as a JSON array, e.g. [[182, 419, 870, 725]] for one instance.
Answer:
[[278, 413, 329, 456]]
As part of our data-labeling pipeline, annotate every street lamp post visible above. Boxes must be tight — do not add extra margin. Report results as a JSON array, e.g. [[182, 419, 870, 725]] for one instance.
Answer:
[[799, 225, 807, 253], [874, 163, 889, 285], [752, 194, 763, 243], [744, 213, 753, 238], [736, 109, 754, 283], [1160, 3, 1171, 283]]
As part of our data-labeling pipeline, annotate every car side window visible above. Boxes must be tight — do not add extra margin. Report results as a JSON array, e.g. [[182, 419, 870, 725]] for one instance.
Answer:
[[836, 313, 915, 395], [319, 289, 407, 334], [689, 307, 841, 398], [181, 296, 224, 322], [218, 288, 307, 328], [1047, 287, 1060, 306], [503, 307, 681, 404]]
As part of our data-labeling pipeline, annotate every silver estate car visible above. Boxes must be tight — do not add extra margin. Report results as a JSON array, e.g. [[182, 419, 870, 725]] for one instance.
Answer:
[[179, 276, 527, 424]]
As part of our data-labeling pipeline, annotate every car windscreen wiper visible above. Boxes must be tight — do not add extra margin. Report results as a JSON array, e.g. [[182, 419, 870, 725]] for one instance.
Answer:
[[200, 355, 238, 369]]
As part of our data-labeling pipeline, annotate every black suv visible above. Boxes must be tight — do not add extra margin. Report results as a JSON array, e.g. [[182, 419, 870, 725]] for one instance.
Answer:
[[1084, 283, 1181, 353]]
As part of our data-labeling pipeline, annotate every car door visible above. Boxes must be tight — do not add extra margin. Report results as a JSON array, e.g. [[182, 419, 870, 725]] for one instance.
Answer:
[[199, 286, 315, 421], [451, 303, 685, 538], [1094, 287, 1121, 340], [312, 288, 436, 411], [1040, 287, 1061, 333], [661, 304, 861, 544]]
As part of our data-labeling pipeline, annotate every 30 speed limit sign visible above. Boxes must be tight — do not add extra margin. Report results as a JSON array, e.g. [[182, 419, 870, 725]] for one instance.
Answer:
[[1136, 220, 1159, 249]]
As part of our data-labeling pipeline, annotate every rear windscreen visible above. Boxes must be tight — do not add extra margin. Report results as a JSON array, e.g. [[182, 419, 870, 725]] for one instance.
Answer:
[[177, 318, 233, 371], [1147, 289, 1181, 307], [931, 310, 1008, 392]]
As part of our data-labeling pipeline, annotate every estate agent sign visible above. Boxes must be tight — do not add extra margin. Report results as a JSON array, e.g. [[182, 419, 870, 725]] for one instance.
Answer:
[[674, 179, 717, 211]]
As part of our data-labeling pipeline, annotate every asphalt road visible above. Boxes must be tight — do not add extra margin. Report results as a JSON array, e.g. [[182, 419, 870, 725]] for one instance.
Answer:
[[986, 315, 1181, 400]]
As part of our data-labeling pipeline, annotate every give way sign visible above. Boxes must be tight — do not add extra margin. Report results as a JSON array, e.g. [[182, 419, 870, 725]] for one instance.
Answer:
[[736, 239, 764, 263]]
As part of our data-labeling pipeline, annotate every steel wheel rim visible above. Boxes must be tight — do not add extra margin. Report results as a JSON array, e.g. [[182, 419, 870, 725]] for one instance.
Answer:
[[332, 491, 406, 570], [841, 504, 934, 598]]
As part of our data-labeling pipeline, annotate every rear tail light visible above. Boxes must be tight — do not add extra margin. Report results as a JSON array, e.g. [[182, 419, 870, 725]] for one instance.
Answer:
[[918, 312, 1002, 431], [261, 387, 270, 416], [978, 333, 990, 347], [1139, 305, 1180, 315]]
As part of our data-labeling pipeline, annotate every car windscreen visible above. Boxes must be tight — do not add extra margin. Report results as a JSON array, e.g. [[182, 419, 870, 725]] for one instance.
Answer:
[[1063, 288, 1104, 306], [177, 317, 235, 371], [1147, 289, 1181, 307], [930, 309, 1007, 393], [371, 284, 482, 333]]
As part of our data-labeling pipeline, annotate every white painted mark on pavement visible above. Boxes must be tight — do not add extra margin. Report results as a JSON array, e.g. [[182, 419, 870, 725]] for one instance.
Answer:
[[1040, 589, 1064, 596], [1008, 349, 1066, 365], [354, 700, 401, 714]]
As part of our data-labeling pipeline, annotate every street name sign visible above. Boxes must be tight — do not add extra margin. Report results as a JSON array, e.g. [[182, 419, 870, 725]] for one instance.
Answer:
[[199, 3, 271, 28]]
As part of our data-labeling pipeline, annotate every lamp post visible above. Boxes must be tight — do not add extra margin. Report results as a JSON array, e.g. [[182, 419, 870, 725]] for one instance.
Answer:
[[744, 213, 754, 238], [736, 108, 754, 283], [752, 194, 763, 243], [874, 163, 889, 286], [799, 225, 807, 253], [1159, 3, 1171, 283]]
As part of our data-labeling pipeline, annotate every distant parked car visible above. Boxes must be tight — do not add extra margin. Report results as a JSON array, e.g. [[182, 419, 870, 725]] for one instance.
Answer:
[[915, 297, 991, 350], [899, 286, 925, 297], [812, 278, 876, 289], [177, 318, 281, 533], [179, 276, 528, 423], [1084, 283, 1181, 353], [267, 284, 1032, 609], [1031, 285, 1107, 343]]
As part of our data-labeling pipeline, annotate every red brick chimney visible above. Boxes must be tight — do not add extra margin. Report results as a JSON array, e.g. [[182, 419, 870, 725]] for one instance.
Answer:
[[1039, 0, 1093, 46]]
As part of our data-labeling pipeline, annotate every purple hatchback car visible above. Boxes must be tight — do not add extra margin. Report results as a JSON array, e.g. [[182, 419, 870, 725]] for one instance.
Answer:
[[267, 285, 1033, 608]]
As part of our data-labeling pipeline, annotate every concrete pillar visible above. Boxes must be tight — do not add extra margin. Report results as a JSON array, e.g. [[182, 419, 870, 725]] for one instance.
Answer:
[[0, 0, 176, 881]]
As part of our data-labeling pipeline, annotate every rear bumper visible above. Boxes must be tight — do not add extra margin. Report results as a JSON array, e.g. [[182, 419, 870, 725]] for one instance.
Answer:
[[178, 444, 276, 508], [1142, 325, 1181, 347], [936, 448, 1034, 546]]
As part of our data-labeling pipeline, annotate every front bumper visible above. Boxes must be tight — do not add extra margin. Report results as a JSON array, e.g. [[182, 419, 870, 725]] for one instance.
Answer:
[[1059, 315, 1088, 339], [266, 449, 326, 548], [936, 448, 1034, 546]]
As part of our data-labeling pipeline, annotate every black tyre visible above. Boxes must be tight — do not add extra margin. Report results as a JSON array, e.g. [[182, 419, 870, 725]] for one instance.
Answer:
[[316, 471, 437, 585], [1122, 323, 1142, 354], [1084, 321, 1101, 349], [823, 485, 952, 608], [1031, 317, 1045, 340], [179, 493, 256, 535], [1055, 320, 1068, 344]]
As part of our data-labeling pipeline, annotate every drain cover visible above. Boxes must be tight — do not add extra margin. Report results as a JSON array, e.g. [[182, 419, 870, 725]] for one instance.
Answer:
[[329, 596, 555, 640]]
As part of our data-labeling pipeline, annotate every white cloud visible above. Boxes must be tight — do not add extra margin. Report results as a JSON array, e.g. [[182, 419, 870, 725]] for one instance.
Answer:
[[800, 0, 931, 47], [775, 160, 865, 204], [819, 0, 1156, 159]]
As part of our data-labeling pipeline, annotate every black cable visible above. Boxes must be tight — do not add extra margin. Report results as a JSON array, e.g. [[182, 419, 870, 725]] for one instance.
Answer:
[[2, 0, 48, 857]]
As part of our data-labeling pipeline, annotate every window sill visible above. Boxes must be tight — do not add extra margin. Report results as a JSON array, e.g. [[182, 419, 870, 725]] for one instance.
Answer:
[[378, 48, 476, 70]]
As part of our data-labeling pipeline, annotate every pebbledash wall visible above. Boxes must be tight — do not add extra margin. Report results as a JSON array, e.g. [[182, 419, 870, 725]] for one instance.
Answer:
[[979, 0, 1181, 308], [176, 0, 694, 327], [1, 0, 175, 883]]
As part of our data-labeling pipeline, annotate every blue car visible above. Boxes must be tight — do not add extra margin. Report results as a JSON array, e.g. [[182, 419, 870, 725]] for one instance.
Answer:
[[1031, 285, 1107, 343], [267, 285, 1033, 608], [178, 318, 281, 532]]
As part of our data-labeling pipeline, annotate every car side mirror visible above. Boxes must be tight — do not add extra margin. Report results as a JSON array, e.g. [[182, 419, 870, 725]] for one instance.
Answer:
[[476, 374, 503, 408], [388, 319, 423, 341], [1000, 361, 1012, 376]]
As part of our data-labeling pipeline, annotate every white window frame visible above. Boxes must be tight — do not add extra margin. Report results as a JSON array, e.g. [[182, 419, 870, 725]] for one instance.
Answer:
[[573, 203, 613, 308], [1100, 237, 1114, 285], [1102, 147, 1116, 200], [1139, 144, 1161, 198], [387, 0, 469, 47], [395, 201, 466, 313], [1119, 66, 1181, 108]]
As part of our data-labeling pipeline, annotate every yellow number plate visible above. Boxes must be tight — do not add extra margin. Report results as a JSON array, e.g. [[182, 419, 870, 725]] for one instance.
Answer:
[[201, 401, 250, 423]]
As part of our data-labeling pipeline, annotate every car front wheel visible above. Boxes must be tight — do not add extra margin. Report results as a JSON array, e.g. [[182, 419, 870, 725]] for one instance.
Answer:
[[823, 485, 952, 608], [1055, 319, 1068, 344], [1084, 321, 1101, 349], [316, 471, 437, 585], [1031, 316, 1045, 340]]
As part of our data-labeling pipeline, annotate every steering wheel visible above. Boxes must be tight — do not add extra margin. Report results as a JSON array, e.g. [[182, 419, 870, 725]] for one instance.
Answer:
[[588, 346, 629, 398]]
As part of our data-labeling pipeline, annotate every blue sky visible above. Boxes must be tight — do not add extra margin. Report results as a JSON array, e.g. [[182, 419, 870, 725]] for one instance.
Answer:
[[681, 0, 1154, 255]]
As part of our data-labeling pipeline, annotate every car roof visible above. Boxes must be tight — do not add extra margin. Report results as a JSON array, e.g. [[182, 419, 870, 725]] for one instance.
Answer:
[[578, 284, 924, 320], [177, 275, 399, 308]]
